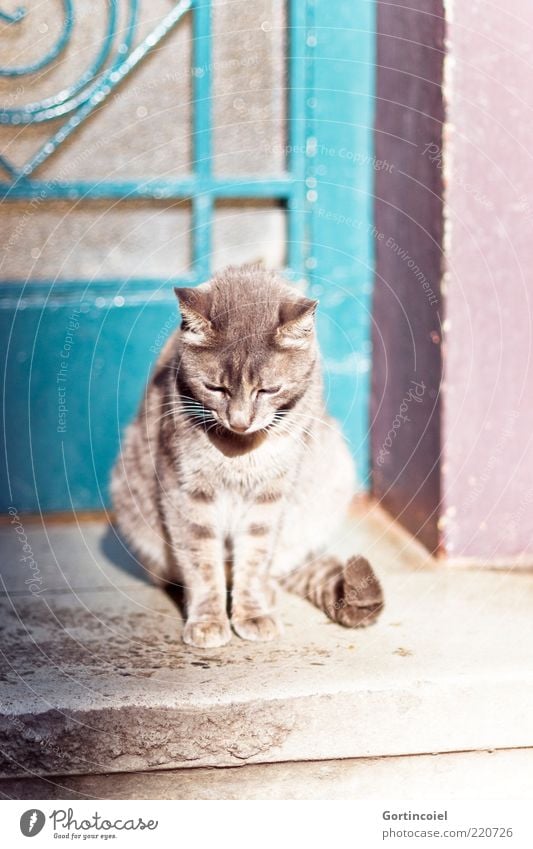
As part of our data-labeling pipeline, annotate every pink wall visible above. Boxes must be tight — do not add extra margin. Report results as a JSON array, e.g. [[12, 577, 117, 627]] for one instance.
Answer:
[[443, 0, 533, 560]]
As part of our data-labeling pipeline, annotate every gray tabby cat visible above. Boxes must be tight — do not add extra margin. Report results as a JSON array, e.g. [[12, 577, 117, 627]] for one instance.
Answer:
[[111, 265, 383, 648]]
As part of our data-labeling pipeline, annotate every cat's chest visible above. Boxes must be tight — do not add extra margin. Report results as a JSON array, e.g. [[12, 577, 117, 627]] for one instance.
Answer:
[[177, 432, 299, 538], [180, 432, 294, 494]]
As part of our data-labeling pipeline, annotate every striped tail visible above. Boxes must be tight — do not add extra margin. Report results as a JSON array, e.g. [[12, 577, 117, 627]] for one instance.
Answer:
[[279, 555, 384, 628]]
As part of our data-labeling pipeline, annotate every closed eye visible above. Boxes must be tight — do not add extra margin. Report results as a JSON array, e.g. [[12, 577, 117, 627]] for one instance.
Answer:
[[205, 383, 230, 395], [258, 386, 281, 394]]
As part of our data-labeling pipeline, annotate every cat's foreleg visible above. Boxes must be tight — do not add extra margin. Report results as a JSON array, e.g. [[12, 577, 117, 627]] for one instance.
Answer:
[[230, 503, 281, 642], [161, 494, 231, 648]]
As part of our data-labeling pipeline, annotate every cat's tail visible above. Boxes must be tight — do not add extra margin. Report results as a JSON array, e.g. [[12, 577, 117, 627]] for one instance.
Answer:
[[278, 554, 384, 628]]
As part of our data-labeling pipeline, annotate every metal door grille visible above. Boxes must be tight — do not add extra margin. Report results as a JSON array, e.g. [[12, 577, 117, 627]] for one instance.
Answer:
[[0, 0, 308, 282]]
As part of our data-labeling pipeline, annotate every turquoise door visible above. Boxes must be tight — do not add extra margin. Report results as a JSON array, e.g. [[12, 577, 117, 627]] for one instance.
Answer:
[[0, 0, 376, 512]]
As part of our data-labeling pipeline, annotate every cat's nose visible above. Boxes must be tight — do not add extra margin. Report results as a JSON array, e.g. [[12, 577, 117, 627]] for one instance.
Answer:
[[228, 410, 250, 433]]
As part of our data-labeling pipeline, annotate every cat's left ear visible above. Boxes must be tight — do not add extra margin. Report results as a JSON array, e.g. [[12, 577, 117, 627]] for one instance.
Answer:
[[174, 286, 213, 346], [276, 297, 318, 349]]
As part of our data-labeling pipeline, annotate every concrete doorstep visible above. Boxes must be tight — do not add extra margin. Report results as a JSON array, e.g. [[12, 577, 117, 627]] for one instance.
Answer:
[[1, 501, 533, 780], [2, 748, 533, 800]]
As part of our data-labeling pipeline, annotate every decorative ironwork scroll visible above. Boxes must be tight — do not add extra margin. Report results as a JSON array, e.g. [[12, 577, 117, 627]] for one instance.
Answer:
[[0, 0, 191, 180]]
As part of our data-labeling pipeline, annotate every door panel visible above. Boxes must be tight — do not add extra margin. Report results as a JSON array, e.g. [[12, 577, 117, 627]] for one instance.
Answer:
[[0, 0, 376, 512]]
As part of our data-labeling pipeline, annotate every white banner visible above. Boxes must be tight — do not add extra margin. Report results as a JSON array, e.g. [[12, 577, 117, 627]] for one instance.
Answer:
[[2, 800, 533, 848]]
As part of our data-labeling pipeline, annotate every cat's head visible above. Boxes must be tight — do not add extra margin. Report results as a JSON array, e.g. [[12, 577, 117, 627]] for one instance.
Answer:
[[174, 267, 318, 436]]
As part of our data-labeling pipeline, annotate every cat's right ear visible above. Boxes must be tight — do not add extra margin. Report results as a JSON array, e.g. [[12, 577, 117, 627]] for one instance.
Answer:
[[275, 297, 318, 349], [174, 287, 213, 346]]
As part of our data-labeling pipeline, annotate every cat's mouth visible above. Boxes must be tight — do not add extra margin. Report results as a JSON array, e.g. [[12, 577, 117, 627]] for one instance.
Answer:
[[208, 423, 268, 457], [214, 416, 269, 437], [224, 423, 263, 436]]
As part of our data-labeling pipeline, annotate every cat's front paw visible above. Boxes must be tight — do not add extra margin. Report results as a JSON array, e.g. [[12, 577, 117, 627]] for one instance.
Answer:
[[182, 618, 232, 648], [333, 556, 384, 628], [232, 613, 281, 642]]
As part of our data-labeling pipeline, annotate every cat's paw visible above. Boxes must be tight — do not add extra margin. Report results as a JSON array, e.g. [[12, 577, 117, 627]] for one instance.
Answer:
[[332, 556, 384, 628], [232, 613, 281, 642], [182, 618, 232, 648]]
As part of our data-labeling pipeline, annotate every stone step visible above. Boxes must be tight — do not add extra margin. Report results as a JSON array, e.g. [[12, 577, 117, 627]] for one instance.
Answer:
[[2, 747, 532, 800], [1, 501, 533, 778]]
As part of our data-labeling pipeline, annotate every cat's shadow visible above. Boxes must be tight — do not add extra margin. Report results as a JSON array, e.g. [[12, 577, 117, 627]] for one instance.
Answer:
[[100, 525, 186, 618], [100, 525, 150, 584]]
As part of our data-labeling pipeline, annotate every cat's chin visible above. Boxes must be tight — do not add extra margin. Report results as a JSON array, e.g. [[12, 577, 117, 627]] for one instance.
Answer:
[[207, 424, 268, 457]]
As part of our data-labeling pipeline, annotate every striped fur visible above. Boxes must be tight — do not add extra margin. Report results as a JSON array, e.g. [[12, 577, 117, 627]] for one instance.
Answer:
[[111, 266, 383, 647]]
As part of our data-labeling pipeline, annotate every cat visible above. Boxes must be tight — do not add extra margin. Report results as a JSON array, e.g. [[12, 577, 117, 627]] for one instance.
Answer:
[[111, 265, 383, 648]]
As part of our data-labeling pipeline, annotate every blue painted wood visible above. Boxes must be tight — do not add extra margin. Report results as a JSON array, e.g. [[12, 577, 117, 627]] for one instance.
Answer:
[[0, 297, 177, 512], [0, 0, 377, 511], [305, 0, 376, 486], [286, 0, 307, 278], [192, 0, 213, 279]]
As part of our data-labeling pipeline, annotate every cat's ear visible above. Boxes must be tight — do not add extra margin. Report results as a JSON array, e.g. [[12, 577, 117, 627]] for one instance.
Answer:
[[174, 286, 213, 346], [276, 297, 318, 349]]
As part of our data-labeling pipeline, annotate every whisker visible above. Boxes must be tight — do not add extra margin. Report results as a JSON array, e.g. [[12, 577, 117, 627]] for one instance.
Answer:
[[155, 408, 215, 426], [269, 409, 342, 437]]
